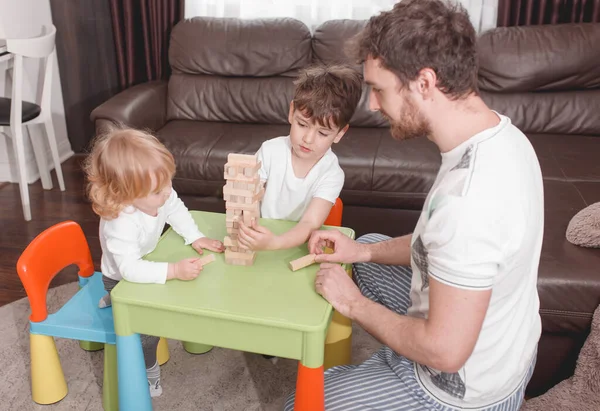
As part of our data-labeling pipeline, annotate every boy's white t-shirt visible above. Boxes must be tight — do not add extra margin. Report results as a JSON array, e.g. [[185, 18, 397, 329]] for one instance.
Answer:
[[256, 136, 344, 221], [409, 114, 543, 408], [99, 189, 204, 284]]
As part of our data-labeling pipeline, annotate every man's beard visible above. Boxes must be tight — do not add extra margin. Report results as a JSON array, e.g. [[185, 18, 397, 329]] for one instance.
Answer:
[[382, 95, 431, 141]]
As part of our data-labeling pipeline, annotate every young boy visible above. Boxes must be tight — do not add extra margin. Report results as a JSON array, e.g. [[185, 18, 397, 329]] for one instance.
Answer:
[[237, 64, 363, 251]]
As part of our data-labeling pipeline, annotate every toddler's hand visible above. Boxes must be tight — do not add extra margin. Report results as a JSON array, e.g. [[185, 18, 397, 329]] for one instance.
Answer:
[[192, 237, 225, 254], [168, 258, 203, 281]]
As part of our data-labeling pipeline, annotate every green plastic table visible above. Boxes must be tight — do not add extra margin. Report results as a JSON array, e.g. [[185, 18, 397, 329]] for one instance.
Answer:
[[111, 210, 355, 410]]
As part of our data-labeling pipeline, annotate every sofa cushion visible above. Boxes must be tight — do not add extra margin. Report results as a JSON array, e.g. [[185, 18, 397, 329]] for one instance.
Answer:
[[312, 19, 365, 70], [478, 23, 600, 136], [168, 17, 311, 123], [478, 23, 600, 93], [169, 17, 311, 77], [167, 74, 294, 123]]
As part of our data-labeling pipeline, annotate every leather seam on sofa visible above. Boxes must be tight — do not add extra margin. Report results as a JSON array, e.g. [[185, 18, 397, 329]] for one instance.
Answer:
[[540, 309, 594, 319]]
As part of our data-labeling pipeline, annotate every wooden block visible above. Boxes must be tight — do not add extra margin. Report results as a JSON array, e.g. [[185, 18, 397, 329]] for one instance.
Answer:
[[226, 209, 245, 218], [245, 162, 261, 176], [197, 254, 216, 267], [225, 164, 237, 177], [226, 226, 239, 235], [242, 210, 256, 225], [231, 177, 260, 191], [226, 163, 261, 180], [223, 184, 261, 199], [228, 153, 258, 165], [226, 201, 260, 213], [324, 240, 335, 254], [226, 215, 241, 224], [225, 249, 256, 266], [223, 163, 262, 182], [226, 215, 242, 228], [224, 236, 238, 247], [289, 254, 317, 271], [232, 181, 248, 190]]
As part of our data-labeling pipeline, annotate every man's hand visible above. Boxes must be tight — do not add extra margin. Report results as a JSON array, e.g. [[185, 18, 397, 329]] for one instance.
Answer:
[[308, 229, 370, 264], [315, 263, 366, 318], [238, 219, 279, 251], [192, 237, 225, 254]]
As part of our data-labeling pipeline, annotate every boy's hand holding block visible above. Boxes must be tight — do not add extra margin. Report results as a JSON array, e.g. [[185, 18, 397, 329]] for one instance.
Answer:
[[289, 253, 317, 271]]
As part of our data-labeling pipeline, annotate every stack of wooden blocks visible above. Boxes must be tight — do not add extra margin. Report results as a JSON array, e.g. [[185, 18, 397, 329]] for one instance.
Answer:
[[223, 153, 264, 265]]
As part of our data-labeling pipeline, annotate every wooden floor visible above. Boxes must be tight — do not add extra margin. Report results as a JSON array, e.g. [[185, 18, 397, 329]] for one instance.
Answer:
[[0, 155, 102, 307]]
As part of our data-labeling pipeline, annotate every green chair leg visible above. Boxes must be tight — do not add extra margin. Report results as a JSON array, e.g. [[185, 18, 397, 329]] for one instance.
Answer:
[[78, 284, 105, 352], [182, 341, 213, 354], [79, 340, 104, 352], [103, 344, 118, 411]]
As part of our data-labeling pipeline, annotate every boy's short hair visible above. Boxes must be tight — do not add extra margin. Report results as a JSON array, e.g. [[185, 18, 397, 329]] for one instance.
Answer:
[[83, 125, 175, 220], [292, 64, 363, 130], [347, 0, 478, 99]]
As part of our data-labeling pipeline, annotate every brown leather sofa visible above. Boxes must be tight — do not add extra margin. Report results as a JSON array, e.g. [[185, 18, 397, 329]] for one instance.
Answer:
[[91, 17, 600, 397]]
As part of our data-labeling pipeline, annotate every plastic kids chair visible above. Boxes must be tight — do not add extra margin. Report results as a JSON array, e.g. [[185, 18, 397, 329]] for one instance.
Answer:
[[321, 198, 354, 370], [16, 221, 119, 409], [16, 220, 171, 409]]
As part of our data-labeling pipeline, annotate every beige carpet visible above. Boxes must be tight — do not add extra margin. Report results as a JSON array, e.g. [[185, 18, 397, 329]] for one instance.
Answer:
[[0, 282, 381, 411]]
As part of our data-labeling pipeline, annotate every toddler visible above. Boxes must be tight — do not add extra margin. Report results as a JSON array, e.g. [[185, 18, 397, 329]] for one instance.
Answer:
[[83, 126, 224, 397]]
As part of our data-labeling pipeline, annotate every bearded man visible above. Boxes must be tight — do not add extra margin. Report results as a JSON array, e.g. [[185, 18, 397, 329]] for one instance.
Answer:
[[285, 0, 543, 410]]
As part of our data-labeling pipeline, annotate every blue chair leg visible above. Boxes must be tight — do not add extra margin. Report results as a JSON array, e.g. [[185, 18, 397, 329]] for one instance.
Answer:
[[116, 333, 152, 411]]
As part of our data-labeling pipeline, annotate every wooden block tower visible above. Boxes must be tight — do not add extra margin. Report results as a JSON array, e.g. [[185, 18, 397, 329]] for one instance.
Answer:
[[223, 153, 264, 265]]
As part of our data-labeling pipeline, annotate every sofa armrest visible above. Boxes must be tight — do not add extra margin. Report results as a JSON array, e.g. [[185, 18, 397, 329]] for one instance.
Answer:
[[90, 80, 168, 134]]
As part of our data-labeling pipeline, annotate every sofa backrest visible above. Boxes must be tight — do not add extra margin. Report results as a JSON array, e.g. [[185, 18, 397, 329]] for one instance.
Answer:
[[478, 23, 600, 136], [168, 17, 600, 136]]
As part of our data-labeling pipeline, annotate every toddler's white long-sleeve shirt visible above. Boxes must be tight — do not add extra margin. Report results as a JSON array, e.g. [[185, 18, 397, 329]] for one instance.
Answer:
[[99, 189, 204, 284]]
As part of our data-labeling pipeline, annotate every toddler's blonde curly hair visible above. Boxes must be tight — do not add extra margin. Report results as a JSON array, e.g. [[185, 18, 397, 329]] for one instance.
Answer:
[[83, 126, 176, 220]]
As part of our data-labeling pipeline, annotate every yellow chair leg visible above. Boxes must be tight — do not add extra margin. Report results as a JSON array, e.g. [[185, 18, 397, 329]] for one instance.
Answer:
[[323, 266, 354, 370], [324, 310, 353, 370], [157, 337, 170, 365], [30, 333, 68, 404]]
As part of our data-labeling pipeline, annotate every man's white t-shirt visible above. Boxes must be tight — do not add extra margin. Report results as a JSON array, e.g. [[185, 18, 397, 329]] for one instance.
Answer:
[[256, 136, 344, 221], [408, 114, 543, 408], [100, 189, 204, 284]]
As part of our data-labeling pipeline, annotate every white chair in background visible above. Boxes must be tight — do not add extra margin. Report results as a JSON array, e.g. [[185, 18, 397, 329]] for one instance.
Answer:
[[0, 25, 65, 221]]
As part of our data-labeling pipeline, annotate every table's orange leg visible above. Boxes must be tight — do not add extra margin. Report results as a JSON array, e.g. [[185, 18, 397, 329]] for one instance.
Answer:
[[294, 362, 325, 411]]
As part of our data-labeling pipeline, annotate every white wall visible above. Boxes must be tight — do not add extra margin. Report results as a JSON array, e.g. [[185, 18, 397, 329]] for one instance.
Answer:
[[0, 0, 73, 184]]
